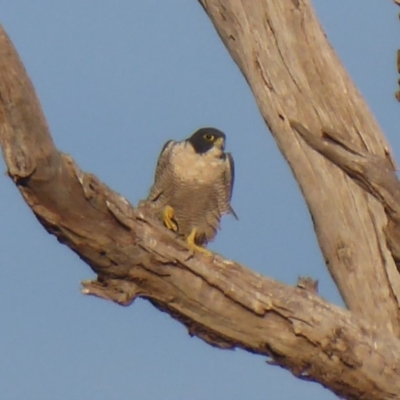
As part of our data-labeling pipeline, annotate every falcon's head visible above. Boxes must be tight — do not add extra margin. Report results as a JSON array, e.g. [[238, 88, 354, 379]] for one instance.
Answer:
[[187, 128, 226, 154]]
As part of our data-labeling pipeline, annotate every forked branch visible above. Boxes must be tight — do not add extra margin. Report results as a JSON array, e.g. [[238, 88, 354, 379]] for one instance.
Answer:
[[2, 1, 400, 399], [291, 121, 400, 272], [199, 0, 400, 331]]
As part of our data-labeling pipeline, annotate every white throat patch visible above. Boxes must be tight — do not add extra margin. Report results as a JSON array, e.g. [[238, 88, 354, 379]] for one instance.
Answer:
[[170, 141, 225, 183]]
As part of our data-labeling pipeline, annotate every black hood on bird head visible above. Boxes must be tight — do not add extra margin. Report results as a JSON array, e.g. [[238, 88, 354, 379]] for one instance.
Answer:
[[187, 127, 226, 154]]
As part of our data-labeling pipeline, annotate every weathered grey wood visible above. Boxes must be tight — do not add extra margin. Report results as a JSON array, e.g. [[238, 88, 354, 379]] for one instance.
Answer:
[[199, 0, 400, 333], [2, 2, 400, 399], [290, 121, 400, 275]]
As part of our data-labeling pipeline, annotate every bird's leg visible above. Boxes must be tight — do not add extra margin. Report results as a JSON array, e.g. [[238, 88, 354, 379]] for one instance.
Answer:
[[163, 205, 178, 232], [186, 228, 212, 256]]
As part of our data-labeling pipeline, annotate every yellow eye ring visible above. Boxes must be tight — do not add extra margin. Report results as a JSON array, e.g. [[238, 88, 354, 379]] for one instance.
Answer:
[[204, 133, 215, 141]]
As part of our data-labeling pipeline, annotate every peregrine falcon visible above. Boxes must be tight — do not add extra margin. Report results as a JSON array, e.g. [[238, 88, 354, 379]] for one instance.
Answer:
[[146, 127, 237, 254]]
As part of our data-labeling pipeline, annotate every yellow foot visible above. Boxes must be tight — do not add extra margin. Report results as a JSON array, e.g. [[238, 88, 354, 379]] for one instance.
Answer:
[[186, 228, 212, 256], [163, 205, 178, 232]]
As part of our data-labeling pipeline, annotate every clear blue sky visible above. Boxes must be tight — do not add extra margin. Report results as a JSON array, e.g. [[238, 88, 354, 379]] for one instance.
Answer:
[[0, 2, 398, 399]]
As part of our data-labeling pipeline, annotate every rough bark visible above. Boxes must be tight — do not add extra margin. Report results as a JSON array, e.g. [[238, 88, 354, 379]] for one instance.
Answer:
[[290, 122, 400, 275], [1, 1, 400, 400], [199, 0, 400, 334]]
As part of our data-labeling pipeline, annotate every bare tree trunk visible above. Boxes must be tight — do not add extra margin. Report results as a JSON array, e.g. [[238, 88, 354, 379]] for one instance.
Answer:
[[1, 1, 400, 399], [199, 0, 400, 333]]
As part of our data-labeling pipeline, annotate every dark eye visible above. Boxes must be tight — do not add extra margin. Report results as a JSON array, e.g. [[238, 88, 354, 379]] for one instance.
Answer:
[[204, 133, 215, 141]]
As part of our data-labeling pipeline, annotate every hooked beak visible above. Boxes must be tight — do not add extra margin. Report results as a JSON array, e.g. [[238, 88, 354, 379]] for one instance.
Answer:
[[214, 137, 225, 150]]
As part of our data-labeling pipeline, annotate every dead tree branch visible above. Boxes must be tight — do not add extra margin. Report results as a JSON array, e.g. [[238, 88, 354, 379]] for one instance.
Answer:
[[199, 0, 400, 333], [290, 121, 400, 273], [1, 27, 400, 395], [2, 1, 400, 399]]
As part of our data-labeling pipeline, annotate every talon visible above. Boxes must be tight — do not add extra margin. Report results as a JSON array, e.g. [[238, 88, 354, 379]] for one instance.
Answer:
[[186, 228, 212, 256], [163, 205, 178, 231]]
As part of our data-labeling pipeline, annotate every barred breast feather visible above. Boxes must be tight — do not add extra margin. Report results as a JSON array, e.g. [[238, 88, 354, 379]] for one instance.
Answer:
[[147, 140, 236, 245]]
